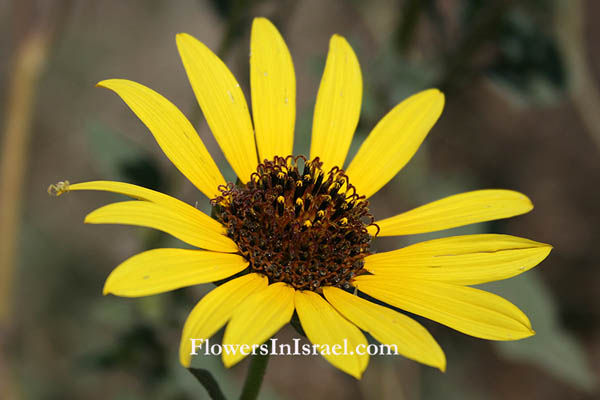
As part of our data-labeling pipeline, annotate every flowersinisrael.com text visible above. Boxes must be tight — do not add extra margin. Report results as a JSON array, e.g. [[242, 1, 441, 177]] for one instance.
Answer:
[[190, 338, 399, 357]]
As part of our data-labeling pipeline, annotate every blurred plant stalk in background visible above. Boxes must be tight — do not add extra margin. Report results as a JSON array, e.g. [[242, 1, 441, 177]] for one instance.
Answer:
[[555, 0, 600, 151], [0, 1, 71, 398]]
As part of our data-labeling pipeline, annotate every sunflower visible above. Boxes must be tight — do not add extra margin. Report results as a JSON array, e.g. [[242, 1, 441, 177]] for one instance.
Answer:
[[51, 17, 551, 379]]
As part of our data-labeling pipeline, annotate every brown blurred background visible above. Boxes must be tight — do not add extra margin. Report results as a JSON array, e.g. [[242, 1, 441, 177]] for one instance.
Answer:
[[1, 0, 600, 399]]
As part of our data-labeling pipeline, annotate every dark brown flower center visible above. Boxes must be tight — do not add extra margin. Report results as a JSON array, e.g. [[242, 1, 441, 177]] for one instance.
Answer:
[[212, 156, 375, 291]]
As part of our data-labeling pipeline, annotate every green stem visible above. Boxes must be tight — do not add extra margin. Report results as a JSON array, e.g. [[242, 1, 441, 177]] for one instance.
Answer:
[[188, 368, 227, 400], [239, 353, 270, 400]]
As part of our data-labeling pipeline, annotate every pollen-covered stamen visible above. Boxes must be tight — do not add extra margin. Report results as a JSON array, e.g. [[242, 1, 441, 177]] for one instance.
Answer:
[[212, 156, 375, 291]]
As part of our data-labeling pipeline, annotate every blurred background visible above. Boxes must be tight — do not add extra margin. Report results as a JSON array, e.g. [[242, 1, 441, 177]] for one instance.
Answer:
[[1, 0, 600, 399]]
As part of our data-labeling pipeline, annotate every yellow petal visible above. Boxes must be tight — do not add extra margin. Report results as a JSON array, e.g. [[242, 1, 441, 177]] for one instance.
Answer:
[[85, 200, 237, 252], [69, 180, 224, 233], [104, 248, 248, 297], [222, 282, 295, 367], [180, 273, 268, 367], [310, 35, 362, 173], [369, 189, 533, 236], [295, 290, 368, 379], [365, 234, 552, 285], [96, 79, 225, 199], [176, 33, 257, 182], [323, 286, 446, 371], [353, 276, 535, 341], [346, 89, 444, 199], [250, 18, 295, 161]]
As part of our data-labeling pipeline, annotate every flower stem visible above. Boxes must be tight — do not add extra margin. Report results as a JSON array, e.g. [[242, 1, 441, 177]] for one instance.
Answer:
[[239, 353, 270, 400], [188, 368, 227, 400]]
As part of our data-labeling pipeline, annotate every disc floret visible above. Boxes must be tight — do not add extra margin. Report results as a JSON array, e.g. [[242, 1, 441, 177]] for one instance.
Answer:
[[212, 156, 375, 291]]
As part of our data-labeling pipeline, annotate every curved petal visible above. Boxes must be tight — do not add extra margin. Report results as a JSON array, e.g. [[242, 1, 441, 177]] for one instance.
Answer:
[[97, 79, 226, 199], [176, 33, 257, 182], [104, 248, 249, 297], [69, 180, 224, 233], [353, 276, 535, 341], [85, 200, 238, 252], [180, 273, 268, 367], [310, 35, 362, 173], [346, 89, 444, 199], [323, 287, 445, 371], [295, 290, 368, 379], [250, 17, 295, 161], [369, 190, 534, 236], [364, 234, 552, 285], [222, 282, 295, 367]]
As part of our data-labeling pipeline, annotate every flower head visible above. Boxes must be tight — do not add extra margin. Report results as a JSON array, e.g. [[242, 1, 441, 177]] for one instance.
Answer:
[[52, 17, 551, 378]]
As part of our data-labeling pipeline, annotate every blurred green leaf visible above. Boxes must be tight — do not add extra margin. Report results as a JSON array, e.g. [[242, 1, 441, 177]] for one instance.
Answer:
[[482, 273, 597, 392], [86, 120, 142, 175], [85, 120, 164, 190], [487, 10, 566, 105]]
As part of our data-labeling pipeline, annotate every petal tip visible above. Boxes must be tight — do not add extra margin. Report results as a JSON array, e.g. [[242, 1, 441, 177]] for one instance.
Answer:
[[515, 322, 536, 339], [524, 196, 534, 210], [83, 209, 102, 224], [175, 32, 195, 47], [432, 348, 447, 372], [536, 243, 553, 255], [252, 16, 270, 26], [222, 353, 240, 369], [511, 191, 534, 211], [436, 89, 445, 105], [96, 79, 115, 89], [345, 366, 363, 380], [426, 88, 445, 110], [180, 355, 191, 368], [330, 33, 347, 46], [102, 281, 112, 295]]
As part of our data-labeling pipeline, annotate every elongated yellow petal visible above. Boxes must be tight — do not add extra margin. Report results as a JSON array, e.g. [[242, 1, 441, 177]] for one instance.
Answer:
[[295, 290, 368, 379], [222, 282, 295, 367], [85, 200, 237, 252], [69, 180, 224, 233], [369, 190, 533, 236], [104, 248, 248, 297], [346, 89, 444, 198], [180, 273, 268, 367], [250, 18, 295, 161], [310, 35, 362, 173], [323, 287, 446, 371], [365, 234, 552, 285], [96, 79, 225, 199], [176, 33, 257, 182], [353, 276, 534, 341]]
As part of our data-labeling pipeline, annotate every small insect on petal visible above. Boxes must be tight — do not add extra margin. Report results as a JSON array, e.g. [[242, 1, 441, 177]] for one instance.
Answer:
[[48, 180, 71, 196]]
